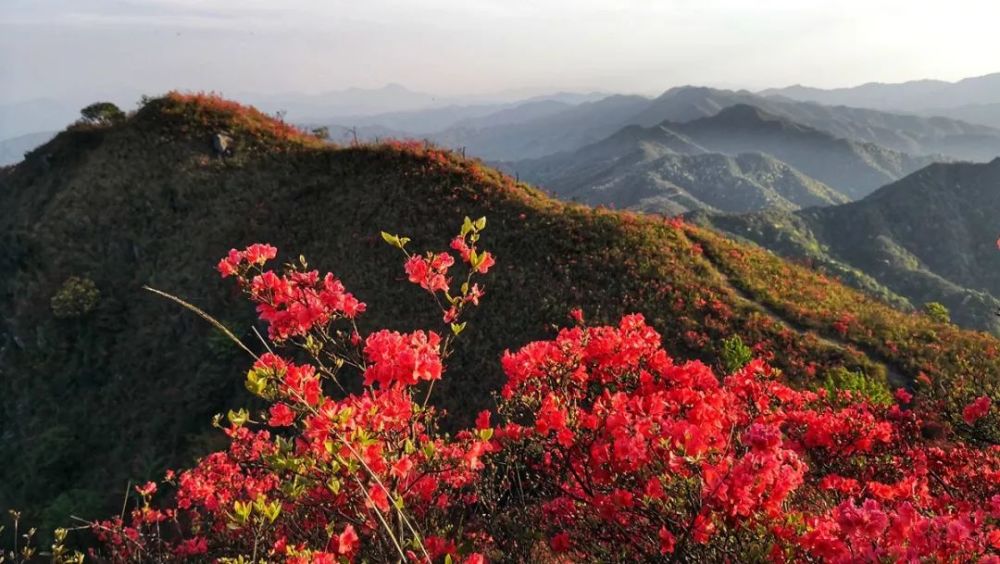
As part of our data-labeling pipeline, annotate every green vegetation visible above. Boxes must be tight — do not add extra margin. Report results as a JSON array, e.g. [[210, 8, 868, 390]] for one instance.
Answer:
[[822, 367, 894, 406], [0, 93, 996, 535], [923, 301, 951, 324], [720, 334, 753, 372], [50, 276, 100, 319], [78, 102, 125, 127]]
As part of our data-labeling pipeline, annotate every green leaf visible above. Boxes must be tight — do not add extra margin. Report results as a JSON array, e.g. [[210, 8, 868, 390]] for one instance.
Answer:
[[232, 500, 252, 523], [326, 477, 341, 495], [474, 216, 487, 231], [461, 216, 474, 236], [263, 501, 281, 523], [451, 322, 466, 336], [380, 231, 400, 247], [227, 408, 249, 428], [245, 369, 267, 396]]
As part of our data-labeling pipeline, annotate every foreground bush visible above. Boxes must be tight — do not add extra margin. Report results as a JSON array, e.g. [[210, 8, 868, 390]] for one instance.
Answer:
[[72, 219, 998, 562]]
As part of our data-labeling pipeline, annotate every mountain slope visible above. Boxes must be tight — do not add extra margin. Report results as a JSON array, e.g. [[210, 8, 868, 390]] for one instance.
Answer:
[[694, 158, 1000, 333], [2, 93, 997, 531]]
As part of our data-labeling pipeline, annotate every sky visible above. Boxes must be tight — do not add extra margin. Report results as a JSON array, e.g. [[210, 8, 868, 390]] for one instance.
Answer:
[[2, 0, 1000, 105]]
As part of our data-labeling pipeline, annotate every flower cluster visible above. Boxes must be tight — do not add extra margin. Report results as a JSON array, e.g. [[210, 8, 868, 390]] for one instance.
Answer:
[[88, 222, 495, 563], [384, 216, 492, 326], [495, 314, 1000, 561], [965, 395, 993, 425], [87, 220, 999, 563], [218, 243, 365, 340], [363, 329, 443, 387]]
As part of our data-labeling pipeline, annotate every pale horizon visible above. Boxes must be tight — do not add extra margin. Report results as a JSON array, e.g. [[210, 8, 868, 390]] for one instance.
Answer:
[[3, 0, 1000, 106]]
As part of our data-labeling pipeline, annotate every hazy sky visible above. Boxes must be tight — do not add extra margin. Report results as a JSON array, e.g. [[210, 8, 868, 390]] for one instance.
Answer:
[[2, 0, 999, 104]]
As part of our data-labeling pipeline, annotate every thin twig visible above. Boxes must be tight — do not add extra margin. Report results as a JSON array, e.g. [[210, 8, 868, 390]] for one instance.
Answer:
[[143, 286, 258, 360]]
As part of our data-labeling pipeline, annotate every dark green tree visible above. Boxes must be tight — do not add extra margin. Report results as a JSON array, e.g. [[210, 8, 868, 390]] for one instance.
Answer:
[[79, 102, 125, 126]]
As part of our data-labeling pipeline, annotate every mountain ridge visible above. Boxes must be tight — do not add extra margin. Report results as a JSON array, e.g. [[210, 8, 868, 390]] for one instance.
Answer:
[[426, 86, 1000, 163], [507, 102, 933, 212], [760, 72, 1000, 115]]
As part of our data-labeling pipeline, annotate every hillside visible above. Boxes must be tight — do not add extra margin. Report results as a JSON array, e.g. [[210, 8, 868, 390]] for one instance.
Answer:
[[693, 158, 1000, 334], [429, 86, 1000, 162], [2, 93, 998, 532]]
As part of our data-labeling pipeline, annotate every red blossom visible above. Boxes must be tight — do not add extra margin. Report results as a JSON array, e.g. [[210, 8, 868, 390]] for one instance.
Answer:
[[363, 329, 443, 387], [550, 532, 571, 553], [963, 395, 992, 424], [267, 403, 295, 427]]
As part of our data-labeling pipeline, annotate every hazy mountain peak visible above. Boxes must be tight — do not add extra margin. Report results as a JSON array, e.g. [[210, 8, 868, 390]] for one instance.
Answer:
[[701, 103, 784, 124]]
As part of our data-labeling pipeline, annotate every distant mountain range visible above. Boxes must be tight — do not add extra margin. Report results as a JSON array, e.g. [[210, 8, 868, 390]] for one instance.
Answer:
[[0, 84, 608, 142], [506, 104, 935, 213], [761, 73, 1000, 129], [761, 72, 1000, 111], [0, 98, 76, 140], [251, 85, 608, 132], [693, 158, 1000, 334], [422, 86, 1000, 162], [0, 131, 56, 166]]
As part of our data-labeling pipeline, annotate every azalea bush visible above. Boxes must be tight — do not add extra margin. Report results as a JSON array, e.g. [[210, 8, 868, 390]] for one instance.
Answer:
[[76, 218, 998, 562], [87, 218, 497, 563], [493, 315, 999, 561]]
